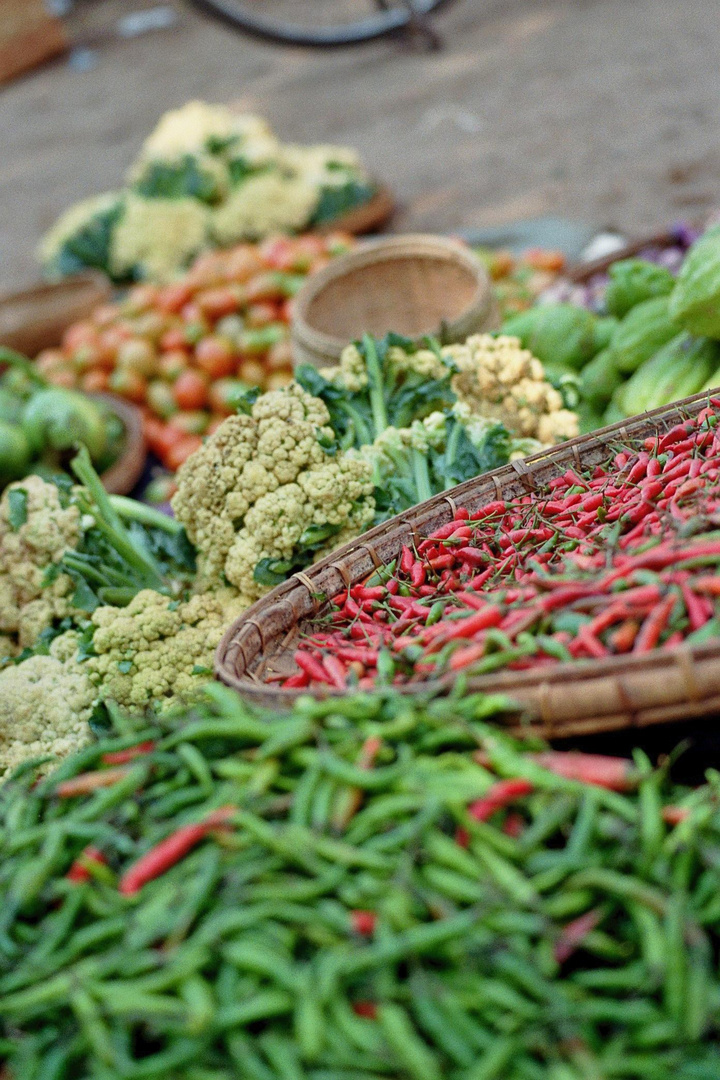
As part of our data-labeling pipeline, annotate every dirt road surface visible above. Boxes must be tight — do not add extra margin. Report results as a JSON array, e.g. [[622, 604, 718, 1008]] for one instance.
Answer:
[[0, 0, 718, 290]]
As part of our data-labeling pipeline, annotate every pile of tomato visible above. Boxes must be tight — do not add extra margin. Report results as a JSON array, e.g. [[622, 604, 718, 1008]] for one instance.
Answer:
[[37, 233, 355, 471]]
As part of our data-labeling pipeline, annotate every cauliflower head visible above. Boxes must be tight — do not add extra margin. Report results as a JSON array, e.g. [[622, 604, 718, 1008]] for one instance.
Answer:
[[84, 588, 242, 710], [37, 191, 124, 278], [134, 102, 276, 164], [172, 383, 374, 604], [110, 194, 211, 283], [0, 477, 82, 655], [0, 643, 95, 779], [211, 172, 318, 245], [443, 334, 579, 445]]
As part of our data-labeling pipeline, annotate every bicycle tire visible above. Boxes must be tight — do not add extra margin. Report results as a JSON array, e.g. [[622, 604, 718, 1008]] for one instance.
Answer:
[[190, 0, 453, 46]]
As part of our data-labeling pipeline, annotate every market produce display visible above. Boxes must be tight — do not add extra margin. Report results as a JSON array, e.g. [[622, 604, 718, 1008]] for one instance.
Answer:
[[283, 399, 720, 690], [36, 232, 354, 472], [503, 227, 720, 432], [38, 102, 377, 283], [3, 686, 720, 1079], [0, 347, 126, 487], [473, 246, 568, 318]]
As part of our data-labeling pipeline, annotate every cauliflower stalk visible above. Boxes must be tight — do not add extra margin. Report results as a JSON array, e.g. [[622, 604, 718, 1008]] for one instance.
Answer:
[[171, 383, 375, 603]]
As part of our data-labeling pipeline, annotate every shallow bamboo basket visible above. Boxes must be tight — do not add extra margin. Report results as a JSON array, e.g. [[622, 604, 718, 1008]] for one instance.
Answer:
[[291, 235, 500, 369], [217, 390, 720, 738]]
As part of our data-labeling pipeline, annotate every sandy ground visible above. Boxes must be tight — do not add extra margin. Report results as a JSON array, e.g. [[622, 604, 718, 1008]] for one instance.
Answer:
[[0, 0, 718, 291]]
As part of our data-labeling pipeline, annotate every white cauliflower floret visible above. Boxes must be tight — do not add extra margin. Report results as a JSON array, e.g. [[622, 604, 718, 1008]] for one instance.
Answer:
[[0, 652, 95, 779], [110, 195, 211, 283], [279, 143, 365, 188], [0, 477, 82, 653], [172, 384, 374, 606], [85, 588, 241, 710], [443, 334, 579, 446], [211, 173, 318, 244], [133, 101, 275, 164]]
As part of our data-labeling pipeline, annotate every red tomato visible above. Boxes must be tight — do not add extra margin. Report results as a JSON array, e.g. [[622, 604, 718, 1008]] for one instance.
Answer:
[[280, 298, 295, 324], [164, 434, 203, 471], [62, 321, 97, 354], [245, 302, 278, 328], [155, 281, 194, 315], [159, 350, 189, 383], [108, 367, 147, 404], [194, 336, 236, 379], [196, 286, 242, 320], [160, 326, 188, 352], [259, 235, 298, 271], [81, 370, 109, 393], [173, 369, 208, 410], [124, 283, 159, 314], [99, 324, 134, 356], [245, 273, 285, 303]]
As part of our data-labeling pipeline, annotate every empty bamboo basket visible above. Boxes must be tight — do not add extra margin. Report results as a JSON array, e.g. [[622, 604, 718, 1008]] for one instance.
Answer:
[[291, 235, 500, 369], [216, 390, 720, 739]]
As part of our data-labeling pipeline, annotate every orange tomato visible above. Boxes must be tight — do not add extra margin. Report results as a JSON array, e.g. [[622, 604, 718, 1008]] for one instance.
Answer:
[[195, 335, 236, 380], [259, 236, 299, 271], [523, 248, 566, 272], [266, 339, 294, 371], [45, 364, 78, 389], [159, 350, 189, 382], [124, 283, 159, 314], [245, 302, 278, 328], [108, 367, 147, 404], [91, 303, 119, 328], [164, 434, 203, 471], [245, 273, 285, 304], [35, 349, 68, 376], [117, 338, 158, 377], [173, 369, 208, 410], [279, 298, 295, 324], [99, 324, 134, 356], [196, 286, 242, 320], [155, 281, 194, 315], [265, 371, 293, 391], [238, 359, 266, 386], [225, 245, 264, 283], [168, 410, 210, 435], [147, 379, 178, 419], [81, 370, 109, 393]]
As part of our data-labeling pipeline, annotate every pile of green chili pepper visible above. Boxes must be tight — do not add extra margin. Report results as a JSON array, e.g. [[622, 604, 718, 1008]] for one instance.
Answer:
[[2, 686, 720, 1079]]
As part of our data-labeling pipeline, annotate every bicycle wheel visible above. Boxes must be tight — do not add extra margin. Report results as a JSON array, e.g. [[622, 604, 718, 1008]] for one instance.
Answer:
[[189, 0, 453, 47]]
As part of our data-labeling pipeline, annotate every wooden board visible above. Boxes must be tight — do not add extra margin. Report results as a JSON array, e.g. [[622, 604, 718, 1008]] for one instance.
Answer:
[[0, 0, 67, 85]]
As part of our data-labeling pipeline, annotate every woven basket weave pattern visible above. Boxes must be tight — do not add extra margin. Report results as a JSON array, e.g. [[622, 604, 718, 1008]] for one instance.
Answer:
[[216, 390, 720, 737]]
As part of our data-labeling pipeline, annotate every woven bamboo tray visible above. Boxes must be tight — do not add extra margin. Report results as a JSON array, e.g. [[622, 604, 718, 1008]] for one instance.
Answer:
[[291, 235, 500, 368], [217, 389, 720, 738]]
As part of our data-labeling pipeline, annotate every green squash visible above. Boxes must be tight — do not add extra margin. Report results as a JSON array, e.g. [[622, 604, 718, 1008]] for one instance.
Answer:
[[604, 259, 675, 318], [501, 304, 598, 370], [609, 296, 679, 374], [669, 226, 720, 339]]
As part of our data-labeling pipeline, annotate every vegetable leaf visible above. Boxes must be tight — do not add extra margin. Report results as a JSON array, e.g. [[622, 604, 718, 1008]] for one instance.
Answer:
[[117, 660, 134, 674], [310, 180, 376, 225], [134, 156, 222, 204], [7, 488, 28, 531]]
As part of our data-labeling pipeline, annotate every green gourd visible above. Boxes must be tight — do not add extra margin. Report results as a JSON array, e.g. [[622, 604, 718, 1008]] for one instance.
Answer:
[[578, 349, 624, 408], [621, 333, 720, 417], [609, 296, 679, 374], [501, 304, 598, 370], [0, 419, 31, 486], [669, 226, 720, 338], [604, 259, 675, 318]]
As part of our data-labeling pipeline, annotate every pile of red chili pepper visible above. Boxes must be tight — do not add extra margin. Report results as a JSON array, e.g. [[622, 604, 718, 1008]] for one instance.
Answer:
[[284, 403, 720, 690], [4, 686, 720, 1078]]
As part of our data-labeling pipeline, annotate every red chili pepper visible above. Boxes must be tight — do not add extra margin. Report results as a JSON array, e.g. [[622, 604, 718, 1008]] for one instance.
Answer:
[[284, 672, 310, 689], [410, 561, 426, 588], [323, 654, 347, 690], [502, 812, 525, 838], [469, 779, 533, 822], [457, 546, 486, 567], [101, 741, 155, 766], [681, 584, 710, 632], [633, 593, 677, 653], [352, 1001, 378, 1020], [663, 805, 691, 826], [438, 606, 504, 642], [532, 751, 638, 791], [119, 806, 235, 895], [351, 910, 377, 936], [66, 846, 107, 883], [399, 545, 414, 575], [455, 826, 470, 848], [295, 650, 333, 685], [56, 767, 131, 798], [609, 619, 640, 653], [554, 908, 602, 963]]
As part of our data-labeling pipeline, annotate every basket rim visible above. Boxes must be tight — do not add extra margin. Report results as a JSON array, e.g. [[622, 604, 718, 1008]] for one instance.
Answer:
[[291, 234, 492, 354], [216, 387, 720, 706]]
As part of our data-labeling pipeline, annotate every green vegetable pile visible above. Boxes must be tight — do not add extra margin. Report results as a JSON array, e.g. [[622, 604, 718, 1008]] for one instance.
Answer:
[[502, 226, 720, 432], [3, 687, 720, 1079], [0, 348, 125, 489]]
